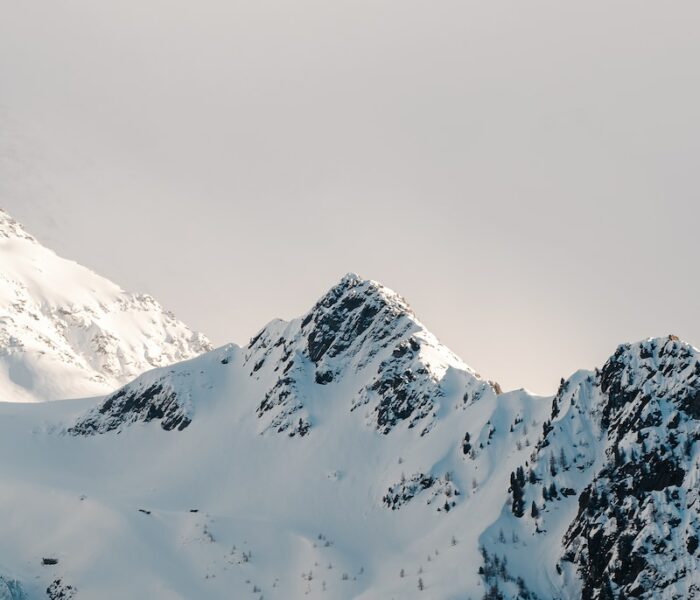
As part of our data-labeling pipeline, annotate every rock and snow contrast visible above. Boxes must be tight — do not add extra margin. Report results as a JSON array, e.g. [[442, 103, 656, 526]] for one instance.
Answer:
[[0, 213, 698, 599], [0, 209, 211, 403]]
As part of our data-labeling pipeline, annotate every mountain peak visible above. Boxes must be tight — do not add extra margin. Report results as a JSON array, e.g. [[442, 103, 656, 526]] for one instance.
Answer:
[[241, 273, 480, 437], [0, 208, 35, 242], [605, 335, 698, 375], [312, 273, 415, 325], [300, 274, 419, 367], [0, 209, 211, 402], [599, 334, 700, 430]]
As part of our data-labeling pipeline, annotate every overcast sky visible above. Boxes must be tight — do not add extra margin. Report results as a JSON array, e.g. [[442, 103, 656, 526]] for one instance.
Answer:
[[1, 0, 699, 394]]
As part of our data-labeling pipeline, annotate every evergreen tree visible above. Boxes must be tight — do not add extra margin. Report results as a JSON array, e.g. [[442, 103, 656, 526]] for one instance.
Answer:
[[462, 432, 472, 455], [482, 585, 504, 600], [600, 575, 615, 600], [510, 472, 525, 518], [559, 447, 568, 470]]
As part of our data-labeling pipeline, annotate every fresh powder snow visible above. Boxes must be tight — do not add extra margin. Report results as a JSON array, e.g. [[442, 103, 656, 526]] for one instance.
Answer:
[[0, 212, 698, 599]]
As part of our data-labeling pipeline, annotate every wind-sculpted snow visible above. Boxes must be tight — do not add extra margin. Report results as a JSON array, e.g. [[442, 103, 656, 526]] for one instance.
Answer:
[[0, 209, 211, 403]]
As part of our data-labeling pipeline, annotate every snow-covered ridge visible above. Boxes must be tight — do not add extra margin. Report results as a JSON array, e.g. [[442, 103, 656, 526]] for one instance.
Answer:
[[0, 208, 211, 403], [2, 220, 699, 600], [69, 273, 490, 438]]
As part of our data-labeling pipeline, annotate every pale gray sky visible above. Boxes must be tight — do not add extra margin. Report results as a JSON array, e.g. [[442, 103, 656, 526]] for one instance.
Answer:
[[1, 0, 698, 394]]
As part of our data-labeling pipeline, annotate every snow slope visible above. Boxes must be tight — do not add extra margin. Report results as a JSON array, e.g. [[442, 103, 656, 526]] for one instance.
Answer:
[[0, 271, 697, 600], [0, 209, 211, 403]]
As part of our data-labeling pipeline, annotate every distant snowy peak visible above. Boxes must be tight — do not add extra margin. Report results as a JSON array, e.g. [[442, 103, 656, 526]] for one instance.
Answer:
[[0, 208, 211, 403], [0, 209, 35, 242]]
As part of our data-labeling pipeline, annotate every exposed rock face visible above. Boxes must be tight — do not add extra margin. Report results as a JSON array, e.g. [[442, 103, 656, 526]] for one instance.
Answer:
[[245, 273, 482, 436], [561, 337, 700, 600], [475, 336, 700, 600], [69, 380, 190, 435], [68, 345, 238, 435], [383, 472, 460, 512], [46, 580, 76, 600]]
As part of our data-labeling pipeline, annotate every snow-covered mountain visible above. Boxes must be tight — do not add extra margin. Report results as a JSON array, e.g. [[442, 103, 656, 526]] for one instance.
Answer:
[[0, 268, 697, 599], [0, 209, 211, 403]]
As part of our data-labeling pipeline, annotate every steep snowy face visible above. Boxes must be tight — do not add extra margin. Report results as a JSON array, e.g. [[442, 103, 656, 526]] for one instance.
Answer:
[[477, 336, 700, 600], [245, 273, 488, 436], [0, 209, 211, 403], [562, 337, 700, 600]]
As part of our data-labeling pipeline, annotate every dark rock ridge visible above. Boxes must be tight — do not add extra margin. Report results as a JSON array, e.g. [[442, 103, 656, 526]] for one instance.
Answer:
[[69, 380, 190, 435], [484, 336, 700, 600], [68, 345, 238, 436], [560, 337, 700, 600], [246, 273, 478, 436]]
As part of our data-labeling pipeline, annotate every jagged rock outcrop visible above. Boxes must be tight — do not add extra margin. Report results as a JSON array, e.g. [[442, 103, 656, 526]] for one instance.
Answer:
[[46, 579, 76, 600], [246, 273, 483, 436], [69, 379, 190, 435], [69, 345, 237, 435], [383, 471, 460, 512], [476, 336, 700, 600], [561, 337, 700, 599]]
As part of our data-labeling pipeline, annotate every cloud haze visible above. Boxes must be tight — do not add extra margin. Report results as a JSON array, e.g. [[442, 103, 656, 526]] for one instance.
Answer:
[[1, 0, 699, 393]]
